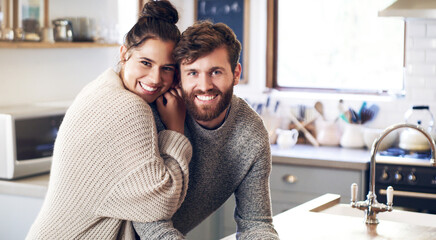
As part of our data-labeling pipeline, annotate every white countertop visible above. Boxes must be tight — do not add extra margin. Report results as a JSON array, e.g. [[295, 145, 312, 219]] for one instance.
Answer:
[[272, 144, 370, 170], [0, 174, 49, 198]]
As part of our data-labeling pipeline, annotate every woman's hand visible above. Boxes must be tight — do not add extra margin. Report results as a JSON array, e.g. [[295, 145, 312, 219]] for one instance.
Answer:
[[156, 88, 186, 135]]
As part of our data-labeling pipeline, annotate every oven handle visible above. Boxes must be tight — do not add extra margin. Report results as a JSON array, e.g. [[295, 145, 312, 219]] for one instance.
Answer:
[[379, 189, 436, 200]]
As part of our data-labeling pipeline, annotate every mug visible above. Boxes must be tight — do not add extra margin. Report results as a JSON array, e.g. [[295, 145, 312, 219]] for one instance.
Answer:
[[276, 128, 299, 149]]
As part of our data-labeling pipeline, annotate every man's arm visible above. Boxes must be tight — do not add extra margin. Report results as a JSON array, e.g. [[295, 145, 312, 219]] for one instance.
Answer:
[[233, 143, 279, 240], [133, 220, 185, 240]]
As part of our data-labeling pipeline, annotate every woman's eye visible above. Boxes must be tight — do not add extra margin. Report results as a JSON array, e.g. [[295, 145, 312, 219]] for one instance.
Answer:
[[141, 61, 151, 66], [162, 66, 175, 72]]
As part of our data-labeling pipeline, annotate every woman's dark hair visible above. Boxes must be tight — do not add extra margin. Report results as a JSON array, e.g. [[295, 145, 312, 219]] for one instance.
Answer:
[[173, 20, 241, 73], [123, 0, 181, 52]]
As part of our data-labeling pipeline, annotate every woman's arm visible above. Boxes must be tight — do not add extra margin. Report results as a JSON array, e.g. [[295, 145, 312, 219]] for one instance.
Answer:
[[94, 95, 191, 223]]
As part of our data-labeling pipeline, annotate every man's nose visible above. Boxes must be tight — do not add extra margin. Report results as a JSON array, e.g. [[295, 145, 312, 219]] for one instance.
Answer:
[[197, 75, 213, 92]]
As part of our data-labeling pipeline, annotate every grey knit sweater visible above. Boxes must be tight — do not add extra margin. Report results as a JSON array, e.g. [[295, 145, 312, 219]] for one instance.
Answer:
[[134, 96, 279, 239]]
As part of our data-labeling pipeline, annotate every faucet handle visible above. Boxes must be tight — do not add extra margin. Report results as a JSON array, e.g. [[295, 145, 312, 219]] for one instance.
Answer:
[[351, 183, 358, 202], [386, 186, 394, 206]]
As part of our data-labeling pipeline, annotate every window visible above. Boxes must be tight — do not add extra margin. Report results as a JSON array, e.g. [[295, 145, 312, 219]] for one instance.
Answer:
[[267, 0, 405, 95]]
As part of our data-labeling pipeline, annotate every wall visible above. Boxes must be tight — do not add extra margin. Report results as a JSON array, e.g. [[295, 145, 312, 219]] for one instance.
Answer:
[[2, 0, 436, 131], [0, 0, 120, 106]]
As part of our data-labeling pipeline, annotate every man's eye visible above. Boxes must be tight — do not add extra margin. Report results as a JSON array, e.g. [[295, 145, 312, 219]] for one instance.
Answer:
[[211, 70, 222, 76], [141, 61, 151, 66], [188, 72, 197, 76]]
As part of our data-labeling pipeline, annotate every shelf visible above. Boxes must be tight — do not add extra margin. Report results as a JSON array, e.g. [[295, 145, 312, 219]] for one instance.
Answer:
[[0, 41, 120, 49]]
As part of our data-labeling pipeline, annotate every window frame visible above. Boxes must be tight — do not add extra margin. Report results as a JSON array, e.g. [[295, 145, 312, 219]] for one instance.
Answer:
[[266, 0, 407, 96]]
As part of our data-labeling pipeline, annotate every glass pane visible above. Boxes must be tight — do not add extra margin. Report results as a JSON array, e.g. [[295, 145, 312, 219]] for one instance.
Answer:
[[277, 0, 404, 93]]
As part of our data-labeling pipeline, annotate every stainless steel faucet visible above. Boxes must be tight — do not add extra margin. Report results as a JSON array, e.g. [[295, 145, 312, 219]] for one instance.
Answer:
[[350, 123, 436, 224]]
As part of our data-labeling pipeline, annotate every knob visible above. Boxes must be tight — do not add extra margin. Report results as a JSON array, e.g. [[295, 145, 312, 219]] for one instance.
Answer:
[[408, 173, 417, 183], [381, 170, 389, 181], [351, 183, 358, 202], [394, 171, 402, 181], [386, 186, 394, 206], [283, 174, 298, 184]]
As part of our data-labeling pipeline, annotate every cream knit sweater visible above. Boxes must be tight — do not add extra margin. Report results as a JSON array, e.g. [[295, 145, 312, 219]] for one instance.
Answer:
[[26, 69, 192, 240]]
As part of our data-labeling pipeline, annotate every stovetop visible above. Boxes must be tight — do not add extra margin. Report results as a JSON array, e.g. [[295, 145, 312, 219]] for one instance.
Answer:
[[380, 147, 431, 159], [377, 148, 434, 166]]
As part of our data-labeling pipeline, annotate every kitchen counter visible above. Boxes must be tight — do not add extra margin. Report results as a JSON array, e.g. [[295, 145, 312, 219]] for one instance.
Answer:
[[272, 144, 371, 170], [222, 194, 436, 239], [0, 173, 49, 198]]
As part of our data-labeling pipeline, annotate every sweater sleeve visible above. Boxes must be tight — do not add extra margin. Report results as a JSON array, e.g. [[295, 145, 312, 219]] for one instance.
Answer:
[[234, 141, 279, 240], [94, 100, 192, 223]]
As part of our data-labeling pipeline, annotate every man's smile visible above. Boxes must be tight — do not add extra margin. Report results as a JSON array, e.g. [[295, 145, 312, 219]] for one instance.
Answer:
[[196, 95, 217, 102]]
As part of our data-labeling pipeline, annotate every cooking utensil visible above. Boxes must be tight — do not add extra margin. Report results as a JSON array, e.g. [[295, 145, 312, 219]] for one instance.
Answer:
[[349, 108, 358, 123], [314, 101, 325, 120], [289, 111, 319, 147], [361, 104, 379, 124], [358, 101, 367, 120]]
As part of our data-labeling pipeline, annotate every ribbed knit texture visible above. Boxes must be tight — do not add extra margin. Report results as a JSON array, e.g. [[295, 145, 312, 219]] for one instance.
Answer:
[[26, 69, 192, 240], [134, 96, 279, 239]]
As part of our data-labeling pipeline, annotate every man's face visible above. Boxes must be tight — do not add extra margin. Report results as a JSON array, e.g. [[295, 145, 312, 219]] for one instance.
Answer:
[[180, 47, 241, 128]]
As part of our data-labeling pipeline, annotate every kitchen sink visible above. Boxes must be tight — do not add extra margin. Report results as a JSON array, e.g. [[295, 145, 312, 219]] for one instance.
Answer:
[[316, 202, 436, 228]]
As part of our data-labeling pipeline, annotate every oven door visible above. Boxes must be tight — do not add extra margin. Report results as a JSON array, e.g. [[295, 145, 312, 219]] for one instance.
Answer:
[[375, 164, 436, 213]]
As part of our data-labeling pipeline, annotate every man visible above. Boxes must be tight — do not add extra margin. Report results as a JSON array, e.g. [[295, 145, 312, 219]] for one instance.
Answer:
[[133, 20, 279, 239]]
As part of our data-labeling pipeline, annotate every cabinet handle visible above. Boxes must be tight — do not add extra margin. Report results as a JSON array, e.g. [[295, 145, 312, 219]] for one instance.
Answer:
[[283, 174, 298, 184]]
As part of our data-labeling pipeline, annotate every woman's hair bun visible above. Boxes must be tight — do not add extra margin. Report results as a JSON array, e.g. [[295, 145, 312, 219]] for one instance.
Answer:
[[140, 0, 179, 25]]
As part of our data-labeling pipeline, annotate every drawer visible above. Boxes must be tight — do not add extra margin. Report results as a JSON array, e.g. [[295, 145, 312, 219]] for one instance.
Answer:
[[271, 163, 365, 199]]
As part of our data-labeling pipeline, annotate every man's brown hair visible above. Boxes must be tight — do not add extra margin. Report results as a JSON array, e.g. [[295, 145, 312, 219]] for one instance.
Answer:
[[173, 20, 242, 73]]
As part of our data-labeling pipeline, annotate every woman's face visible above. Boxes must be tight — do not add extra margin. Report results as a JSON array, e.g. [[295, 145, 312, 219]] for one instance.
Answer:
[[120, 38, 176, 103]]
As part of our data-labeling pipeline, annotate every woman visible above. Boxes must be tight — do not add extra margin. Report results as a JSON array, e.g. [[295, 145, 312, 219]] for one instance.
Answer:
[[26, 1, 190, 239]]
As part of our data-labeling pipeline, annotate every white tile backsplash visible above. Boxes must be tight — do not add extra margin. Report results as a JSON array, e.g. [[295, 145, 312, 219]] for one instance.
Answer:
[[407, 50, 426, 63], [410, 38, 436, 50], [407, 22, 426, 37], [426, 23, 436, 37]]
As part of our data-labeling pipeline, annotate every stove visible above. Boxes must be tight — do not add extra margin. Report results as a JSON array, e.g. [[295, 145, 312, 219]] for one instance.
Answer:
[[375, 148, 436, 213]]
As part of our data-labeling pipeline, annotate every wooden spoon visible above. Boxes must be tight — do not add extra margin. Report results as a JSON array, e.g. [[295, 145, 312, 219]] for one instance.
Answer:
[[314, 101, 325, 120]]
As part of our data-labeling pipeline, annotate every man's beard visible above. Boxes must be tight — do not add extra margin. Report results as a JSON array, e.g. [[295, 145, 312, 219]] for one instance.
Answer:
[[182, 84, 233, 122]]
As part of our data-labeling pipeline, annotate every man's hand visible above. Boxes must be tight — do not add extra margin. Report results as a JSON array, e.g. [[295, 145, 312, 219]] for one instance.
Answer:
[[156, 88, 186, 135]]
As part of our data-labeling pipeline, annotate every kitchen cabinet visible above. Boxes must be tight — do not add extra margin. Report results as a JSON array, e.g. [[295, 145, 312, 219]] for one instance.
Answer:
[[270, 163, 367, 215], [270, 145, 369, 215], [0, 194, 44, 240], [0, 174, 48, 240]]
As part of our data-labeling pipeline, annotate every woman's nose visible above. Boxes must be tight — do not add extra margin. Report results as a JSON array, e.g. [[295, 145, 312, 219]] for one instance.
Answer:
[[148, 67, 161, 84]]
